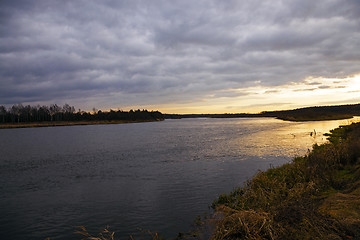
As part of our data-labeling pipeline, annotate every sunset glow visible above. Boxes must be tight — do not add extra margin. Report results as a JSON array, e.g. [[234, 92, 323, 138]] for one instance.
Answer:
[[152, 74, 360, 114]]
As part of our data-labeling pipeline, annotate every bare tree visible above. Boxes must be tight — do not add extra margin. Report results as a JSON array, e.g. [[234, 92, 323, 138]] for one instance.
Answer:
[[10, 104, 24, 123], [49, 104, 61, 121], [0, 106, 6, 122]]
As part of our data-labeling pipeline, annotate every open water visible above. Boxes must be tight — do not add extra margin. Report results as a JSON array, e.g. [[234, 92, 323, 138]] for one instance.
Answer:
[[0, 117, 358, 239]]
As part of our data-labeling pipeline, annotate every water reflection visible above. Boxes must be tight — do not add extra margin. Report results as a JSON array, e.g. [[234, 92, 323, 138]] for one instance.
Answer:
[[237, 117, 360, 158]]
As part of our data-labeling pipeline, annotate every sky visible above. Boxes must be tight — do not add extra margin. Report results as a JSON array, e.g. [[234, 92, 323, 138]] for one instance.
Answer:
[[1, 0, 360, 113]]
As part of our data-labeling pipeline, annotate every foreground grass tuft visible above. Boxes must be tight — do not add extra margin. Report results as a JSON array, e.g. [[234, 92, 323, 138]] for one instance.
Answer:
[[75, 226, 115, 240], [73, 226, 165, 240]]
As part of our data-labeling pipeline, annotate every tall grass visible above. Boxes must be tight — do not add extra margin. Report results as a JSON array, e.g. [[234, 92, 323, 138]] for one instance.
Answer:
[[75, 226, 115, 240], [73, 226, 163, 240]]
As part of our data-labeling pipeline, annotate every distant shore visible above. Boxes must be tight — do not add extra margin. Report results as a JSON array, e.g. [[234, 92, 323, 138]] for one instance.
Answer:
[[1, 115, 357, 129], [0, 119, 163, 129], [276, 114, 354, 122], [164, 103, 360, 122]]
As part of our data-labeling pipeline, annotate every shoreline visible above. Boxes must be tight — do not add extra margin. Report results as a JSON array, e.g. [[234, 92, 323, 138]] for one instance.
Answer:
[[0, 119, 163, 129], [276, 115, 355, 122], [209, 122, 360, 239], [1, 115, 358, 129]]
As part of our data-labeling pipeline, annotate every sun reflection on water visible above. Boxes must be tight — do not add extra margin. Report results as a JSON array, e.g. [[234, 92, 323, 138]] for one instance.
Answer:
[[234, 117, 360, 159]]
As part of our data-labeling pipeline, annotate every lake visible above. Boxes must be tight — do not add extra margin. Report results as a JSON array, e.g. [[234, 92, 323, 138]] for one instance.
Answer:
[[0, 117, 357, 239]]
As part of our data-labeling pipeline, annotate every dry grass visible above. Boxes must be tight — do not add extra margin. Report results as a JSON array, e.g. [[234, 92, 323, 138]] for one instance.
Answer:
[[211, 206, 275, 240], [72, 226, 164, 240], [320, 181, 360, 237], [75, 226, 115, 240]]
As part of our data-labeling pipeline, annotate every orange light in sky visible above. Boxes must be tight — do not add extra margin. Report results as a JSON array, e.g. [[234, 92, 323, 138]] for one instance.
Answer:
[[127, 73, 360, 114]]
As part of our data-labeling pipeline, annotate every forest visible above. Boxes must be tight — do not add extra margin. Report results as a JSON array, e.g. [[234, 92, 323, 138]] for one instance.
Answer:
[[260, 103, 360, 121], [2, 103, 359, 124], [0, 104, 164, 123], [164, 103, 360, 121]]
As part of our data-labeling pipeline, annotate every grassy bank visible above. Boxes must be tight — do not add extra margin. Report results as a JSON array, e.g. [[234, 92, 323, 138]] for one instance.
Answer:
[[211, 122, 360, 239], [0, 119, 163, 129], [276, 114, 354, 122]]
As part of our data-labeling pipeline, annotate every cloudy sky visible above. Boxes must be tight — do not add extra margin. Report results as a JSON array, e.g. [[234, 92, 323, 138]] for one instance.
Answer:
[[1, 0, 360, 113]]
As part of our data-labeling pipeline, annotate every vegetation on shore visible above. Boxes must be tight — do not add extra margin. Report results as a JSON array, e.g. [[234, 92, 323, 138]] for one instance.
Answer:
[[2, 103, 359, 127], [0, 120, 163, 129], [165, 103, 360, 121], [0, 103, 163, 128], [263, 104, 359, 121], [211, 122, 360, 239]]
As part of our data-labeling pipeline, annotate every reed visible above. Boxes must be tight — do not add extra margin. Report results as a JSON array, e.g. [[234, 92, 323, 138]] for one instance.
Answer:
[[73, 226, 164, 240]]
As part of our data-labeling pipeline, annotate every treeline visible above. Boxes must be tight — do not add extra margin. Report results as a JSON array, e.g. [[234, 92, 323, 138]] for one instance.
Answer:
[[163, 113, 264, 119], [261, 103, 360, 121], [164, 103, 360, 121], [0, 104, 164, 123]]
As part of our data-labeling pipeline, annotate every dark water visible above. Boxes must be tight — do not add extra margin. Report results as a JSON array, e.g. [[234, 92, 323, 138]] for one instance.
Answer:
[[0, 117, 356, 239]]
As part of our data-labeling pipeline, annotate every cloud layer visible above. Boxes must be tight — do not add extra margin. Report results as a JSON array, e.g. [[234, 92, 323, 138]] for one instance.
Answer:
[[1, 0, 360, 112]]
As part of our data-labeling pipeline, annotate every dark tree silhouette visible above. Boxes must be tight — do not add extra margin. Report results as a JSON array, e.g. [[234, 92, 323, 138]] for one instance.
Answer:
[[0, 104, 164, 124], [0, 106, 6, 123]]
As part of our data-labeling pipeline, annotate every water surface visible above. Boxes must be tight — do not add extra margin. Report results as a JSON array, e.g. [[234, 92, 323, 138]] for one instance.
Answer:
[[0, 117, 357, 239]]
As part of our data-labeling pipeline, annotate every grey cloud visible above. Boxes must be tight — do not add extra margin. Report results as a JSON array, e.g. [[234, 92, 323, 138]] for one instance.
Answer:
[[292, 84, 347, 93], [318, 85, 331, 89], [307, 82, 322, 85], [293, 88, 317, 92], [264, 90, 281, 94], [242, 102, 293, 110], [212, 91, 249, 98], [0, 0, 359, 110]]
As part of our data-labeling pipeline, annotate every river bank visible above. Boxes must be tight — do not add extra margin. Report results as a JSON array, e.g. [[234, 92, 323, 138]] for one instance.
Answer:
[[210, 122, 360, 239], [0, 119, 164, 129]]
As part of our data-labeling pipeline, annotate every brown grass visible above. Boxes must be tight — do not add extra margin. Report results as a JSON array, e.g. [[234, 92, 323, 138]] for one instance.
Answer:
[[74, 226, 115, 240], [211, 206, 276, 240], [72, 226, 164, 240]]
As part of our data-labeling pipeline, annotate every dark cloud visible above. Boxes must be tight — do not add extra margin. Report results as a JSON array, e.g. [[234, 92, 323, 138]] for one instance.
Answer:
[[318, 85, 331, 89], [307, 82, 322, 85], [264, 90, 281, 94], [293, 88, 317, 92], [0, 0, 359, 110]]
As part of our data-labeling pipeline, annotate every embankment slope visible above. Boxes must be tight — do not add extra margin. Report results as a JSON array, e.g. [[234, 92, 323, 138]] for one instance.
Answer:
[[211, 122, 360, 239]]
